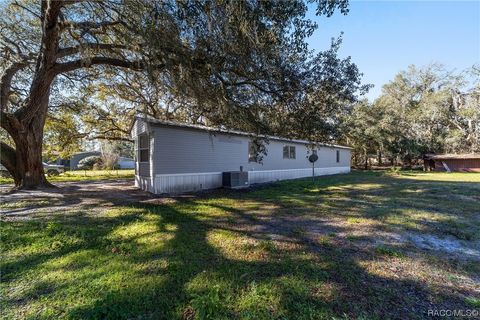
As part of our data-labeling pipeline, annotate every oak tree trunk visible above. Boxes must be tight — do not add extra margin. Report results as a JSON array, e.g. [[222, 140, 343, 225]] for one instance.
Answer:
[[5, 110, 53, 189], [0, 1, 146, 191]]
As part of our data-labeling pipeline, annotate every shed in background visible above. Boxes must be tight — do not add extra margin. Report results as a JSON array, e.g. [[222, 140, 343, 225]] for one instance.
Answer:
[[424, 154, 480, 172]]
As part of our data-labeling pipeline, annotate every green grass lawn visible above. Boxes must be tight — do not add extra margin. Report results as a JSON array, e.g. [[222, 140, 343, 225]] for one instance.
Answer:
[[0, 169, 135, 185], [1, 171, 479, 319]]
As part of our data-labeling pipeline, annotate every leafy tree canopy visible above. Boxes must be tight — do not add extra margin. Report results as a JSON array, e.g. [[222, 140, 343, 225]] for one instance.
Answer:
[[343, 63, 480, 168]]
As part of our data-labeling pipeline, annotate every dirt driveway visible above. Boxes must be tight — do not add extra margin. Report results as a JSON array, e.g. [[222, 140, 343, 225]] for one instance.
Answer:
[[0, 180, 153, 220]]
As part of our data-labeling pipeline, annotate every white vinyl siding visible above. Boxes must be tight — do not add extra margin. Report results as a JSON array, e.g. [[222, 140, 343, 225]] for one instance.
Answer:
[[154, 167, 350, 194], [149, 125, 350, 175]]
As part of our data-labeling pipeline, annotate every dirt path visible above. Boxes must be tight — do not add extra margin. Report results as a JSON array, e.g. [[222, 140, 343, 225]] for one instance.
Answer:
[[0, 180, 152, 220]]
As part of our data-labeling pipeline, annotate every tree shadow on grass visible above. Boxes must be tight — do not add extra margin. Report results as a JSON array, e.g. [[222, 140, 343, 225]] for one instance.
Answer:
[[2, 172, 479, 319], [1, 211, 144, 284], [67, 199, 474, 319]]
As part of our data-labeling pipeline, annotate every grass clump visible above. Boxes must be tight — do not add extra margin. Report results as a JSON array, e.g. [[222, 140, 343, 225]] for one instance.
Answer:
[[0, 169, 134, 185], [443, 218, 478, 241], [465, 297, 480, 308], [374, 245, 405, 258]]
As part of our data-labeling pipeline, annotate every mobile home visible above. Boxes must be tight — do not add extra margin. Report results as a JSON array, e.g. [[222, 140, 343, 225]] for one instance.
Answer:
[[132, 116, 351, 194]]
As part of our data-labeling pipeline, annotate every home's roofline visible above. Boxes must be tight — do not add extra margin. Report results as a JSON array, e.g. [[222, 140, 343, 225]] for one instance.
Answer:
[[134, 115, 353, 150], [424, 153, 480, 160]]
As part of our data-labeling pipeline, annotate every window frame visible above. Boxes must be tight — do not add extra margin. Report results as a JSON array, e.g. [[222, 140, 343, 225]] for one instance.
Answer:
[[137, 133, 150, 163], [283, 145, 296, 159], [336, 150, 340, 163], [289, 146, 296, 159]]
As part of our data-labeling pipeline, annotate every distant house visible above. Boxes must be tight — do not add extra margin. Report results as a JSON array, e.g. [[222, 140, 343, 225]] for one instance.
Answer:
[[49, 151, 134, 170], [424, 154, 480, 172], [46, 151, 100, 169], [70, 151, 101, 170], [131, 116, 351, 194], [72, 152, 135, 170], [117, 157, 135, 169]]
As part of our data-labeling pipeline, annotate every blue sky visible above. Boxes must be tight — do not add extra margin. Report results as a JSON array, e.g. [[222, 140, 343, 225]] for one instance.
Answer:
[[307, 0, 480, 101]]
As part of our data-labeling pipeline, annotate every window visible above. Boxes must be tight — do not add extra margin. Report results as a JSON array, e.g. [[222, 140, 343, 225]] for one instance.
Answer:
[[248, 142, 257, 163], [336, 150, 340, 163], [283, 145, 296, 159], [138, 133, 149, 162]]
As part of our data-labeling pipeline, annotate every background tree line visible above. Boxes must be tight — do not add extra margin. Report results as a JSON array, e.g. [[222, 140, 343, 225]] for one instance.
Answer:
[[342, 64, 479, 168]]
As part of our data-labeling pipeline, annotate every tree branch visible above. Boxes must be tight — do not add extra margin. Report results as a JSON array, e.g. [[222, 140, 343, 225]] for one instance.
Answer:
[[61, 20, 122, 31], [0, 141, 17, 177], [0, 61, 29, 111], [88, 135, 133, 142], [1, 35, 25, 57], [52, 57, 150, 75], [215, 73, 281, 95], [12, 0, 41, 18], [56, 43, 128, 59]]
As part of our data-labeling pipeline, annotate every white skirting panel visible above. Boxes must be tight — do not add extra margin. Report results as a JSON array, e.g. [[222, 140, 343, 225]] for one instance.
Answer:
[[154, 172, 223, 194], [248, 166, 350, 184], [135, 175, 154, 193], [149, 167, 350, 194]]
